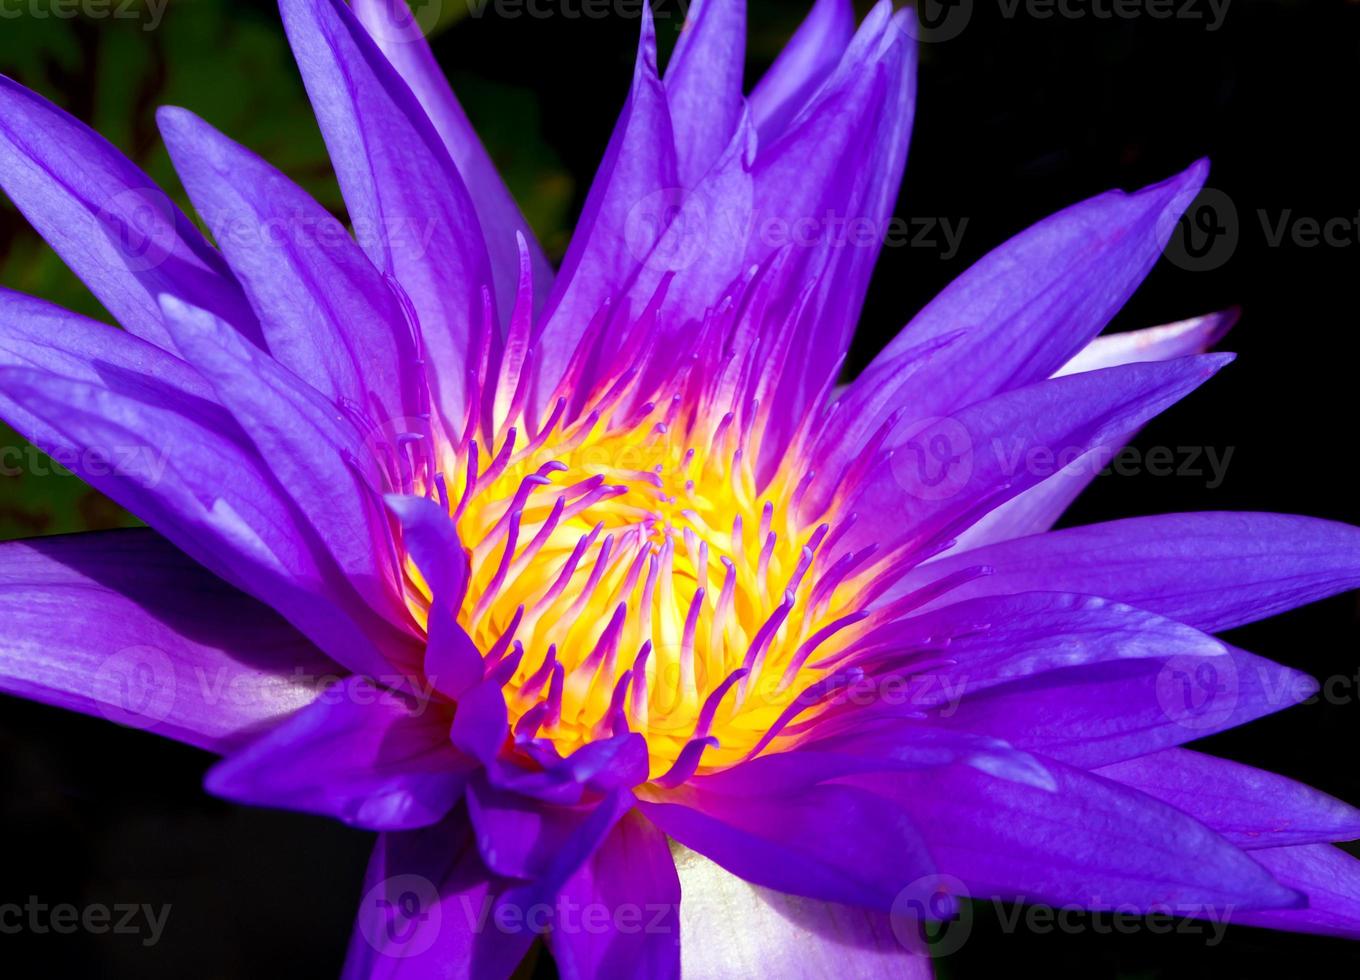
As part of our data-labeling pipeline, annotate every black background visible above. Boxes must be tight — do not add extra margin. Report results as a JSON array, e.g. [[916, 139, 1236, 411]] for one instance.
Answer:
[[2, 0, 1358, 976]]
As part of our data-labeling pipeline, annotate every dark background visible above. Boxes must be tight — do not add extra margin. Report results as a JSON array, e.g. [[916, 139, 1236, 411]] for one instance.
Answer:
[[2, 0, 1358, 975]]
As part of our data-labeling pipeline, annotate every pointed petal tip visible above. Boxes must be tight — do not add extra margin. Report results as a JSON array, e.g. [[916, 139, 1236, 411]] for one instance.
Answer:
[[153, 103, 193, 133], [1151, 156, 1211, 214], [1202, 350, 1237, 373], [155, 291, 195, 319], [636, 0, 659, 71], [1199, 305, 1242, 346], [383, 491, 442, 522], [154, 104, 221, 156], [1118, 156, 1209, 212]]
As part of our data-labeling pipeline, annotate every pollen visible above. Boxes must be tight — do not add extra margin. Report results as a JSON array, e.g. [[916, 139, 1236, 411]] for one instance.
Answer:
[[420, 390, 879, 781]]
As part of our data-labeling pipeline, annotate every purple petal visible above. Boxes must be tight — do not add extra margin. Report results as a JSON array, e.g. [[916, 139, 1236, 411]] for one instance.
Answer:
[[1227, 844, 1360, 939], [672, 843, 933, 978], [449, 679, 510, 765], [0, 287, 416, 676], [0, 76, 259, 349], [159, 296, 405, 624], [0, 529, 330, 753], [832, 354, 1231, 560], [826, 161, 1208, 474], [749, 0, 856, 143], [846, 756, 1303, 912], [881, 512, 1360, 634], [694, 729, 1055, 798], [0, 286, 214, 406], [846, 591, 1227, 703], [467, 770, 632, 888], [553, 811, 681, 980], [574, 108, 755, 414], [466, 770, 571, 878], [748, 5, 916, 469], [534, 4, 676, 404], [157, 106, 421, 419], [954, 310, 1239, 550], [882, 157, 1207, 390], [1096, 749, 1360, 849], [496, 789, 635, 915], [341, 810, 536, 979], [351, 0, 554, 323], [386, 494, 483, 700], [279, 0, 495, 428], [639, 781, 935, 912], [486, 733, 650, 805], [923, 645, 1316, 769], [1056, 310, 1238, 377], [205, 675, 469, 830], [0, 361, 416, 679], [664, 0, 746, 187]]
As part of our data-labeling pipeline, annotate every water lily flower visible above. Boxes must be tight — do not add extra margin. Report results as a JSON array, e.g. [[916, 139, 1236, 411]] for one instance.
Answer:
[[3, 0, 1360, 976]]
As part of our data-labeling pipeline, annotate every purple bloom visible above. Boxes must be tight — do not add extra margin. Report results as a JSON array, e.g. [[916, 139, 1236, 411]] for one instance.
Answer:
[[2, 0, 1359, 975]]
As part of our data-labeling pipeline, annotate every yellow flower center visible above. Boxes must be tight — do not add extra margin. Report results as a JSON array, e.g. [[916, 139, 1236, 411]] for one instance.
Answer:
[[421, 395, 873, 779]]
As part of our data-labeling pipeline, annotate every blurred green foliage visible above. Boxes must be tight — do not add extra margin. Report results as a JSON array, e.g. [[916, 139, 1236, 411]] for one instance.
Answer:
[[0, 0, 571, 540]]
